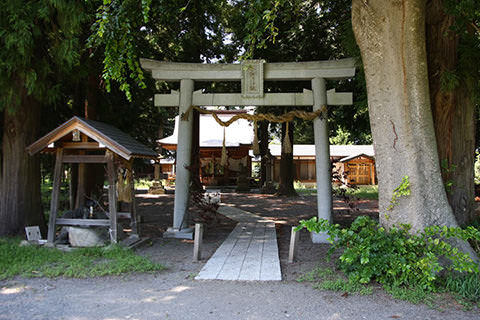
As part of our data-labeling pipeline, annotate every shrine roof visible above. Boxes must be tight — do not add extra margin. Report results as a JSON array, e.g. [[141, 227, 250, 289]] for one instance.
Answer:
[[158, 112, 253, 148], [27, 117, 157, 160]]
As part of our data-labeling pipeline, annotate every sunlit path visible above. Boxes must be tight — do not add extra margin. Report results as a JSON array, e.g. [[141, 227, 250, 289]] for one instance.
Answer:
[[196, 221, 281, 281]]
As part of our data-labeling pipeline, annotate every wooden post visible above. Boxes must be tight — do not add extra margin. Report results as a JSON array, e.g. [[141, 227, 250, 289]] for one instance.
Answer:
[[75, 161, 86, 209], [193, 223, 204, 261], [106, 151, 118, 243], [47, 148, 64, 243], [127, 160, 139, 235], [370, 162, 376, 185], [288, 226, 300, 263]]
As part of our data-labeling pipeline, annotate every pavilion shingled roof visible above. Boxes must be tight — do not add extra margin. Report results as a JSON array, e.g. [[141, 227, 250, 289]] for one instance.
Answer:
[[27, 117, 157, 160]]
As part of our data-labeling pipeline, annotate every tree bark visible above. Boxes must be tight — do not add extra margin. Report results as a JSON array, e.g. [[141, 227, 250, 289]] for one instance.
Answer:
[[190, 109, 202, 191], [352, 0, 477, 260], [259, 120, 269, 187], [0, 90, 46, 236], [426, 0, 475, 226], [277, 121, 297, 196], [351, 0, 453, 228]]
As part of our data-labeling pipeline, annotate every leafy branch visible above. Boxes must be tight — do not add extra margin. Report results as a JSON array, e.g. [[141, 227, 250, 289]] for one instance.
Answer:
[[387, 175, 410, 211]]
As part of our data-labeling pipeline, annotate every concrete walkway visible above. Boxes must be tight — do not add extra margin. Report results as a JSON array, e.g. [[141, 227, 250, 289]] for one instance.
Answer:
[[196, 204, 281, 281]]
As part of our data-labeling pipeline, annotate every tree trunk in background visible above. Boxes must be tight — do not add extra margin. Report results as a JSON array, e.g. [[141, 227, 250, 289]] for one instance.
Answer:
[[0, 91, 46, 236], [259, 120, 269, 187], [277, 121, 297, 196], [84, 75, 106, 202], [426, 0, 475, 226], [74, 74, 106, 208], [190, 109, 202, 191]]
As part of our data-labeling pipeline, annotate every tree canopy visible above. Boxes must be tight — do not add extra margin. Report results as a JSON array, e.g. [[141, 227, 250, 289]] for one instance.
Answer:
[[1, 0, 479, 237]]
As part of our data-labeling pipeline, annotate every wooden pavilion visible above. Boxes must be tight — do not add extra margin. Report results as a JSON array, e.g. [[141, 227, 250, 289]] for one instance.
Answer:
[[27, 117, 157, 244]]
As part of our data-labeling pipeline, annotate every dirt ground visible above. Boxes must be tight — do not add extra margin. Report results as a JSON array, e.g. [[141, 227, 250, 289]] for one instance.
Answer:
[[1, 192, 479, 320], [137, 191, 379, 237]]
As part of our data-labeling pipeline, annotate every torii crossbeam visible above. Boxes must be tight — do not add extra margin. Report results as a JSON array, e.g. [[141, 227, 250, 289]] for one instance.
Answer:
[[141, 58, 356, 243]]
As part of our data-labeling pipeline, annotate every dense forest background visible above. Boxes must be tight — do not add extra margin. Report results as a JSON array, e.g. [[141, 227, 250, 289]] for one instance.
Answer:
[[0, 0, 479, 235]]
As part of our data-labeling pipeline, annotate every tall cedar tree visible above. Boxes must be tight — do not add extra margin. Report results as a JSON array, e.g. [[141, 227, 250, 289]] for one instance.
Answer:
[[0, 0, 85, 236]]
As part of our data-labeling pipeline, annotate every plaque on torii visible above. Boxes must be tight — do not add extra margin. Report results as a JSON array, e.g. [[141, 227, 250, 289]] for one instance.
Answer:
[[141, 58, 356, 242]]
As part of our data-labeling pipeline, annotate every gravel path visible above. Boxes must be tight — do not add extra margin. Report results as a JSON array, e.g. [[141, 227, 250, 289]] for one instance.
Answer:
[[2, 272, 478, 320], [1, 193, 478, 320], [2, 230, 479, 320]]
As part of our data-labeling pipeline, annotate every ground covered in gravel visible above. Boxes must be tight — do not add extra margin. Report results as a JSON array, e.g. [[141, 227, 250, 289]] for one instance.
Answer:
[[1, 192, 478, 320]]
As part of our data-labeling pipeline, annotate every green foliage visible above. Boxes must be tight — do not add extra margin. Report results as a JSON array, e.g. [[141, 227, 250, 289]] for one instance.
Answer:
[[134, 178, 154, 189], [383, 284, 435, 306], [89, 0, 230, 100], [344, 185, 378, 200], [0, 0, 86, 110], [387, 175, 410, 211], [474, 152, 480, 185], [297, 266, 372, 295], [329, 127, 353, 145], [40, 176, 69, 218], [441, 159, 457, 193], [0, 238, 165, 279], [241, 0, 283, 59], [443, 273, 480, 304], [89, 0, 150, 100], [294, 181, 317, 195], [440, 70, 461, 92], [296, 216, 480, 291]]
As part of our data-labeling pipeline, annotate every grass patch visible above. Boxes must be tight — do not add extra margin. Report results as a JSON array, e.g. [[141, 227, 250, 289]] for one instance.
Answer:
[[134, 178, 154, 190], [297, 266, 372, 295], [0, 238, 166, 279], [345, 185, 378, 200], [443, 273, 480, 308], [296, 184, 379, 199], [298, 266, 480, 309], [294, 181, 317, 195], [383, 284, 435, 306]]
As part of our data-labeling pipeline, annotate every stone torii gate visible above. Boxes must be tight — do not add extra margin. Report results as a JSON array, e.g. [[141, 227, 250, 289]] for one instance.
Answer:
[[141, 59, 356, 243]]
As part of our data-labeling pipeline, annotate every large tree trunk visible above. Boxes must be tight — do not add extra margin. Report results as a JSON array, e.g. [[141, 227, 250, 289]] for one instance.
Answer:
[[426, 0, 475, 226], [352, 0, 477, 259], [351, 0, 456, 229], [0, 91, 45, 236], [277, 121, 297, 196]]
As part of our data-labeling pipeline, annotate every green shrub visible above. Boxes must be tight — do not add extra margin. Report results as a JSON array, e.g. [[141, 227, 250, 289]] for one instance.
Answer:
[[296, 216, 480, 291]]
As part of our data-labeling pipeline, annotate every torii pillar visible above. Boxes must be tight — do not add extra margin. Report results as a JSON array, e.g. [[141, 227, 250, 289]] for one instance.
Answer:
[[311, 77, 332, 243], [140, 58, 356, 242], [164, 79, 195, 238]]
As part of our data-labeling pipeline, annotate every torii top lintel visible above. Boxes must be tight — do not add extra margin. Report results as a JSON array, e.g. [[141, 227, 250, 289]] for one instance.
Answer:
[[140, 58, 356, 82]]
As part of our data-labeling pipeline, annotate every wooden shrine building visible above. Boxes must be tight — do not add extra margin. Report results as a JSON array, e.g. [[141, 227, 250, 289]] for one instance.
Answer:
[[158, 110, 253, 186], [27, 117, 157, 244], [266, 144, 376, 185]]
